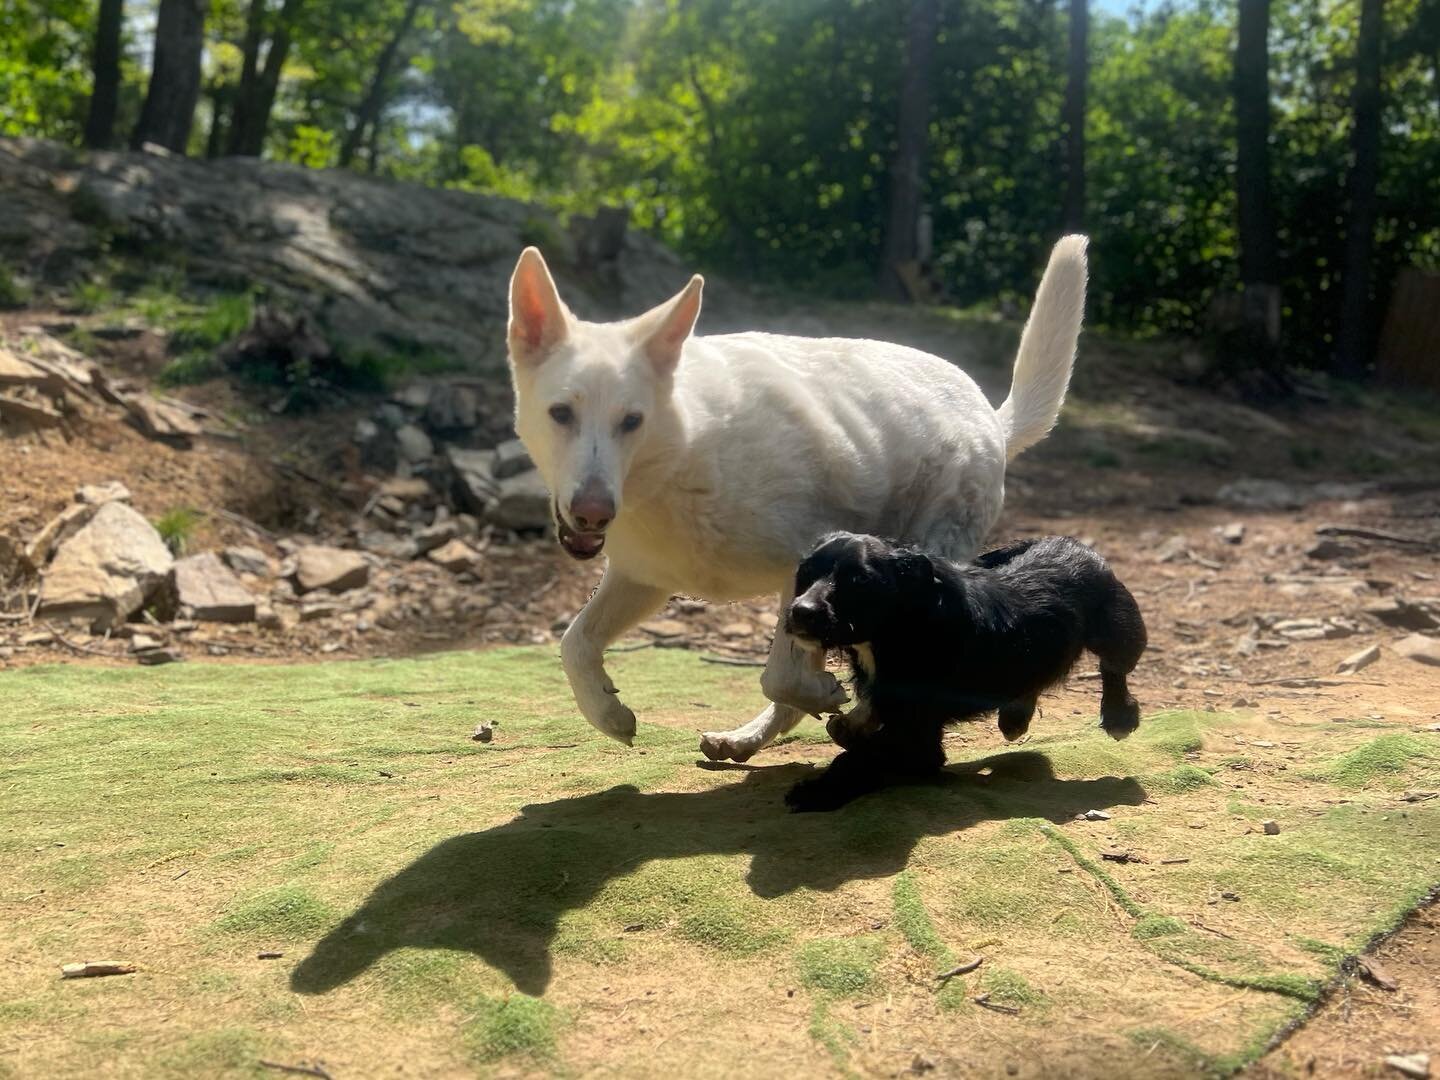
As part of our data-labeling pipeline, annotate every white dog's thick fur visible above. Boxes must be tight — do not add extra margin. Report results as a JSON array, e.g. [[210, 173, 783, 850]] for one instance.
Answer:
[[506, 236, 1088, 761]]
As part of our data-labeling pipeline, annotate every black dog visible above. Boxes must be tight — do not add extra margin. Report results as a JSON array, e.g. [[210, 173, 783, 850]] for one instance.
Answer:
[[782, 533, 1147, 811]]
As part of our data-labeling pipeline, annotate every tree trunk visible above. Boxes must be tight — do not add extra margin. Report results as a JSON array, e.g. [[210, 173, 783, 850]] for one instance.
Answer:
[[878, 0, 939, 299], [1060, 0, 1088, 232], [1235, 0, 1276, 286], [204, 83, 231, 157], [339, 0, 425, 169], [1336, 0, 1385, 377], [83, 0, 124, 149], [131, 0, 209, 153], [228, 0, 301, 157]]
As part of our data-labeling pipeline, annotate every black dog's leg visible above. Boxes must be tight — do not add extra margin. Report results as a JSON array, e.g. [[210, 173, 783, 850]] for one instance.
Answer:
[[1089, 580, 1147, 740], [997, 697, 1037, 742], [785, 749, 886, 812], [786, 710, 947, 812]]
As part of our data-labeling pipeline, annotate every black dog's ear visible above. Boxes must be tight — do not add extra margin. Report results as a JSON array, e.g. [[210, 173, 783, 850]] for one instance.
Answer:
[[894, 548, 934, 586]]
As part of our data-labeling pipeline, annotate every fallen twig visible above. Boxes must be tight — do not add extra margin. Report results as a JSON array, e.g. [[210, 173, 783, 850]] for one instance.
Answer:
[[699, 655, 766, 668], [1315, 523, 1433, 547], [259, 1061, 333, 1080], [936, 957, 983, 980], [605, 641, 654, 654], [42, 623, 118, 658], [972, 993, 1020, 1015], [61, 961, 135, 979]]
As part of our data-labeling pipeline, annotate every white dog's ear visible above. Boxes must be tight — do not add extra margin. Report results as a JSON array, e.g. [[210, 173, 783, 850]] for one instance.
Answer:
[[508, 247, 571, 367], [633, 274, 703, 375]]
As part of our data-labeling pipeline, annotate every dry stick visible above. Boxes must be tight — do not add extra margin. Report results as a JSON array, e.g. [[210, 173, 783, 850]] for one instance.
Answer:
[[936, 956, 984, 980], [258, 1062, 333, 1080], [972, 993, 1021, 1015], [699, 655, 766, 668], [41, 623, 118, 658]]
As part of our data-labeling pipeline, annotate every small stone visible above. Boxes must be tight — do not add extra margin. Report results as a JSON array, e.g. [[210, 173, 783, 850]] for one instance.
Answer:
[[492, 438, 534, 479], [1395, 634, 1440, 667], [1336, 643, 1381, 674], [720, 621, 754, 638], [551, 615, 571, 634], [293, 547, 370, 594], [673, 598, 707, 615], [1082, 809, 1112, 821], [1216, 522, 1245, 545], [222, 545, 272, 577], [427, 538, 481, 573], [1262, 819, 1280, 835], [910, 1054, 936, 1074], [394, 424, 433, 464], [756, 612, 779, 630], [1366, 598, 1440, 632], [74, 481, 131, 505], [472, 722, 494, 743], [641, 619, 688, 639], [135, 647, 182, 666], [412, 519, 460, 554], [1307, 538, 1362, 561], [378, 476, 431, 501], [1231, 697, 1257, 708], [1385, 1053, 1430, 1080]]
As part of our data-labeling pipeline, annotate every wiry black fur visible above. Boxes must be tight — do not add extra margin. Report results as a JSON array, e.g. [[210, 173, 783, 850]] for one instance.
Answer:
[[783, 533, 1147, 811]]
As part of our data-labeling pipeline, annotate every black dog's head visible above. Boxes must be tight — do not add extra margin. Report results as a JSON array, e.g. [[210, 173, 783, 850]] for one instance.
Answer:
[[785, 532, 935, 647]]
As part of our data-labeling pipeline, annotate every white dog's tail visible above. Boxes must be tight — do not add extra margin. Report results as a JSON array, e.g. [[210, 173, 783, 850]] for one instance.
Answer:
[[996, 234, 1088, 460]]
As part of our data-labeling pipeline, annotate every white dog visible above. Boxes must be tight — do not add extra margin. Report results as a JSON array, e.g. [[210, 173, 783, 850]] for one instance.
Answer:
[[506, 236, 1087, 762]]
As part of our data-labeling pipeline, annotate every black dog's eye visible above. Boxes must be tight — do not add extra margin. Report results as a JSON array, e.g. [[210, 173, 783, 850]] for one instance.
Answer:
[[549, 404, 574, 425], [619, 412, 643, 433]]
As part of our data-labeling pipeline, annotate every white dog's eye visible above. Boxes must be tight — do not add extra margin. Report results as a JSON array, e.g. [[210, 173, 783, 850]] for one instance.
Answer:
[[620, 412, 643, 433], [549, 404, 574, 425]]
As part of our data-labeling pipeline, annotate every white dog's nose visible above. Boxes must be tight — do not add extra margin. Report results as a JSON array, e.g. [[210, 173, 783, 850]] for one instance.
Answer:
[[569, 481, 615, 533]]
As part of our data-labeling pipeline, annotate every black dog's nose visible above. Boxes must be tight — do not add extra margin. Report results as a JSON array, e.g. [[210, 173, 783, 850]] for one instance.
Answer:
[[787, 596, 826, 635]]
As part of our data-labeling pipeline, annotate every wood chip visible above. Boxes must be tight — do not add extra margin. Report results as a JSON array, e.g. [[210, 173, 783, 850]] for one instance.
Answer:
[[61, 961, 136, 978]]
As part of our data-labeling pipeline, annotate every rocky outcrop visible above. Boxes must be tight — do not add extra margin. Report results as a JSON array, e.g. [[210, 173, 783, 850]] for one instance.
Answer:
[[163, 552, 257, 623], [0, 138, 742, 373]]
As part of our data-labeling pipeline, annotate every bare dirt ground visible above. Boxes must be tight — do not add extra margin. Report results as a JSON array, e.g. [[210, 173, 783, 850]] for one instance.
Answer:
[[2, 299, 1438, 1074]]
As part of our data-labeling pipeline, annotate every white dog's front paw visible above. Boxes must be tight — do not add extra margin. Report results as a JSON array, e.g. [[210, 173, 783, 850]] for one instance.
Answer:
[[699, 730, 761, 763], [585, 694, 637, 745], [778, 670, 850, 717]]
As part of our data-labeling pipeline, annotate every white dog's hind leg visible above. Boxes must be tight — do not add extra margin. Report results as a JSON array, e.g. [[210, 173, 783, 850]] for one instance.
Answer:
[[561, 570, 668, 745]]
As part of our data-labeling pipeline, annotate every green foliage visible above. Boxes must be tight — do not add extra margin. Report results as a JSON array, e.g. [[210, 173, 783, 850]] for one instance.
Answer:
[[213, 885, 336, 938], [69, 279, 117, 314], [154, 507, 203, 555], [171, 292, 254, 351], [0, 262, 32, 309], [1311, 734, 1436, 790]]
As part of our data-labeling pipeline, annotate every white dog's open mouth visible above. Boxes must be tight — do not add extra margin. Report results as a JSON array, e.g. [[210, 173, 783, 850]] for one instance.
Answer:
[[554, 503, 606, 561]]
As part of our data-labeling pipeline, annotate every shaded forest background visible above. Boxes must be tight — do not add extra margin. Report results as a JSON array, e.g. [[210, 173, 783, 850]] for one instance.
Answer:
[[3, 0, 1439, 378]]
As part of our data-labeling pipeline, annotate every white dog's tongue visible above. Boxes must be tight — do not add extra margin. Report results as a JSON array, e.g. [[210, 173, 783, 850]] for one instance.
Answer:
[[568, 532, 604, 558]]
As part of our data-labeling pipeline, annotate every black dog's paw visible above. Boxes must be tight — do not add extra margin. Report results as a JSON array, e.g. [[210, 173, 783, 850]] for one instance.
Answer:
[[1100, 697, 1141, 740], [785, 774, 855, 813]]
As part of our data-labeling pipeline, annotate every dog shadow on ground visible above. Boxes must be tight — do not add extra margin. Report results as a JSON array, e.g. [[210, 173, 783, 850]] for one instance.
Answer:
[[291, 750, 1145, 997]]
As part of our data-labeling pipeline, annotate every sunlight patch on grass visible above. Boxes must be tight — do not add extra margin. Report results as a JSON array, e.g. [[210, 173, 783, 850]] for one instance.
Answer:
[[797, 935, 885, 996], [213, 885, 336, 938], [463, 994, 561, 1063]]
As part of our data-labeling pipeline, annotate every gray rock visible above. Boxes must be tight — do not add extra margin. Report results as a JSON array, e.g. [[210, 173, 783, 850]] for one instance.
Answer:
[[1216, 522, 1245, 545], [166, 552, 256, 622], [356, 531, 420, 560], [293, 546, 370, 594], [38, 502, 173, 630], [1384, 1053, 1430, 1080], [1365, 598, 1440, 632], [74, 481, 132, 505], [424, 382, 481, 430], [449, 447, 501, 515], [412, 519, 460, 554], [1394, 634, 1440, 667], [395, 423, 433, 464], [1217, 478, 1376, 511], [222, 545, 272, 577], [487, 470, 551, 531], [1307, 538, 1362, 561], [427, 538, 481, 573], [492, 438, 534, 479]]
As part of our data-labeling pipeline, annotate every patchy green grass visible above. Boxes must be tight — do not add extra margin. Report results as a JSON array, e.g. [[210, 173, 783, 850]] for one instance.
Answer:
[[463, 994, 561, 1063], [2, 650, 1438, 1077], [1310, 733, 1437, 790]]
